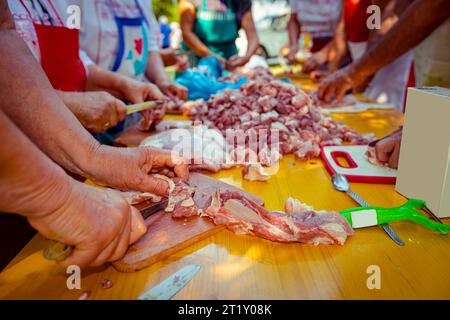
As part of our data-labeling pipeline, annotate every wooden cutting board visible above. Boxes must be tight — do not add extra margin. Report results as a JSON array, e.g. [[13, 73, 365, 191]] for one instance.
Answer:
[[112, 172, 263, 272]]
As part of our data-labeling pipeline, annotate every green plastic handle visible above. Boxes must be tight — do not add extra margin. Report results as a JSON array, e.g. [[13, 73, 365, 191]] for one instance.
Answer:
[[340, 199, 450, 234]]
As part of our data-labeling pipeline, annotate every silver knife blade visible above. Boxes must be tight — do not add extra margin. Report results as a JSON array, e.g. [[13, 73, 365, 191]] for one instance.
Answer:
[[381, 224, 405, 246], [346, 190, 405, 246], [137, 264, 201, 300]]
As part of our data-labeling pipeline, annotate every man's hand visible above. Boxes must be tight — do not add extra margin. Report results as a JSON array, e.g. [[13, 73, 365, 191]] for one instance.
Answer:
[[373, 130, 402, 169], [175, 54, 190, 72], [302, 51, 328, 73], [227, 55, 250, 70], [158, 80, 188, 100], [317, 65, 367, 102], [287, 46, 299, 65], [86, 145, 189, 196], [160, 48, 190, 72], [310, 70, 330, 83], [60, 91, 127, 133], [28, 181, 147, 268]]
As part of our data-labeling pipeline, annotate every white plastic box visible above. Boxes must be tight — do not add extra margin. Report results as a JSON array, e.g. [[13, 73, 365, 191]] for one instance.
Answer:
[[396, 87, 450, 218]]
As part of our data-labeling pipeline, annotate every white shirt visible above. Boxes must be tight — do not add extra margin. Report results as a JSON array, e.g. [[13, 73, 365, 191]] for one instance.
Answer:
[[7, 0, 93, 68], [289, 0, 342, 38], [55, 0, 159, 79]]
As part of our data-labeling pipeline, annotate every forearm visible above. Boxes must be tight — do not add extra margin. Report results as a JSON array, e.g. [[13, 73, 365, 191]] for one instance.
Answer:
[[351, 0, 450, 78], [179, 0, 213, 57], [327, 8, 347, 72], [0, 110, 72, 219], [287, 14, 300, 50], [0, 23, 99, 177], [242, 11, 259, 59], [145, 51, 170, 87], [85, 64, 131, 100]]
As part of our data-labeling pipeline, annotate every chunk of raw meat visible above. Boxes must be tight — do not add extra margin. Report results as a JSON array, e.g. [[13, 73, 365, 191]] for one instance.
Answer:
[[121, 191, 162, 205], [120, 174, 199, 218], [137, 104, 165, 131], [204, 191, 354, 245], [152, 174, 199, 218], [309, 91, 357, 109]]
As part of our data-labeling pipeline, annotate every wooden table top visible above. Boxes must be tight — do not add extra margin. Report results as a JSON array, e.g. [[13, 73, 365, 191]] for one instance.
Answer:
[[1, 78, 449, 300]]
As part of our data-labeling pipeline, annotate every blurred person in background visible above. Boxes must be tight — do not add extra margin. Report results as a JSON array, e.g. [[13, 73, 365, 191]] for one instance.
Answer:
[[57, 0, 187, 103], [8, 0, 170, 136], [317, 0, 449, 168], [287, 0, 342, 64], [179, 0, 259, 70], [306, 0, 415, 110]]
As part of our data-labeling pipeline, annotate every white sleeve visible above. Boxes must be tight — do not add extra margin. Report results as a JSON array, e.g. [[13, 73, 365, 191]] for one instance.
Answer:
[[140, 0, 160, 52], [79, 50, 94, 68], [289, 0, 300, 13]]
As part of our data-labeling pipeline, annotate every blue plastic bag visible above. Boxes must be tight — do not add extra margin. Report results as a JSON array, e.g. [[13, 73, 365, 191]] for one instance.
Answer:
[[175, 56, 246, 100]]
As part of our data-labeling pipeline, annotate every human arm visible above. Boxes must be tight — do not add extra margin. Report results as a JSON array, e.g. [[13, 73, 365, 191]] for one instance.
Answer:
[[287, 12, 301, 64], [179, 0, 226, 65], [56, 90, 127, 133], [227, 10, 259, 69], [159, 48, 189, 71], [0, 4, 189, 195], [0, 109, 146, 267], [85, 64, 165, 103]]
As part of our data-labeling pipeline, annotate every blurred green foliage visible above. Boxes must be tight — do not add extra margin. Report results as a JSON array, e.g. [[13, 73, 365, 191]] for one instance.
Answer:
[[152, 0, 179, 22]]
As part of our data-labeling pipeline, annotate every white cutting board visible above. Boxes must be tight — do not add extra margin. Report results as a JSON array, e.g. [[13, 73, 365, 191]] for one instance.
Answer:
[[320, 145, 397, 184], [320, 102, 395, 114]]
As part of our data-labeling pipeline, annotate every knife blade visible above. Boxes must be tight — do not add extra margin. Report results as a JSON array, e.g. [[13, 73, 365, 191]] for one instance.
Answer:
[[140, 200, 168, 219], [345, 190, 405, 246], [43, 200, 168, 261], [137, 264, 201, 300]]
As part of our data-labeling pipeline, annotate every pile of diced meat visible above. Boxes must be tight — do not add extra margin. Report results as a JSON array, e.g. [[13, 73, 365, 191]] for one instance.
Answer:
[[181, 74, 374, 162]]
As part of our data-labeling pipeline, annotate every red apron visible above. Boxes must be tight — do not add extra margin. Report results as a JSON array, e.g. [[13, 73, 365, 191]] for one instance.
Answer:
[[20, 0, 86, 92]]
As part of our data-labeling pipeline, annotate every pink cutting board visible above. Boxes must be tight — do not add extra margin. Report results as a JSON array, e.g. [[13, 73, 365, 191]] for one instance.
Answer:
[[320, 145, 397, 184]]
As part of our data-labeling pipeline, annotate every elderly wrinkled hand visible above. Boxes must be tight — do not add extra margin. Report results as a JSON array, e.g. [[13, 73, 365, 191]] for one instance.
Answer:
[[28, 181, 147, 268], [86, 145, 189, 196], [63, 91, 127, 133], [122, 79, 165, 103]]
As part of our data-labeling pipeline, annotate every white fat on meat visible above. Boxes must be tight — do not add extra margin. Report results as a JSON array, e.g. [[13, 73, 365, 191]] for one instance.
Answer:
[[243, 163, 271, 182]]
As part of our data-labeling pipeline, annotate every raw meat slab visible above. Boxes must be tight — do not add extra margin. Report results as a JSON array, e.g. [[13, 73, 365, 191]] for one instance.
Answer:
[[112, 173, 263, 272]]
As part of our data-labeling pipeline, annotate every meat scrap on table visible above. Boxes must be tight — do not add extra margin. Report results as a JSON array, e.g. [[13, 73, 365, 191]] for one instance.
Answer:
[[123, 174, 354, 246], [204, 191, 354, 245]]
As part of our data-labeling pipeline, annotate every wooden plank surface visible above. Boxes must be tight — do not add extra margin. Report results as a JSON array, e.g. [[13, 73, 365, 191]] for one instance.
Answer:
[[1, 78, 450, 299]]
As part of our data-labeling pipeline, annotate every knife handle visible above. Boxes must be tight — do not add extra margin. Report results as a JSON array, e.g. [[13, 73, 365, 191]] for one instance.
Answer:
[[43, 240, 73, 261], [126, 101, 163, 115]]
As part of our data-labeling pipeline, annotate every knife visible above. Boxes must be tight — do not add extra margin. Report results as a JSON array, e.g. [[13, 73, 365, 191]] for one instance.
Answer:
[[43, 200, 168, 261], [344, 191, 405, 246], [126, 100, 165, 115], [340, 199, 450, 234], [137, 264, 201, 300]]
